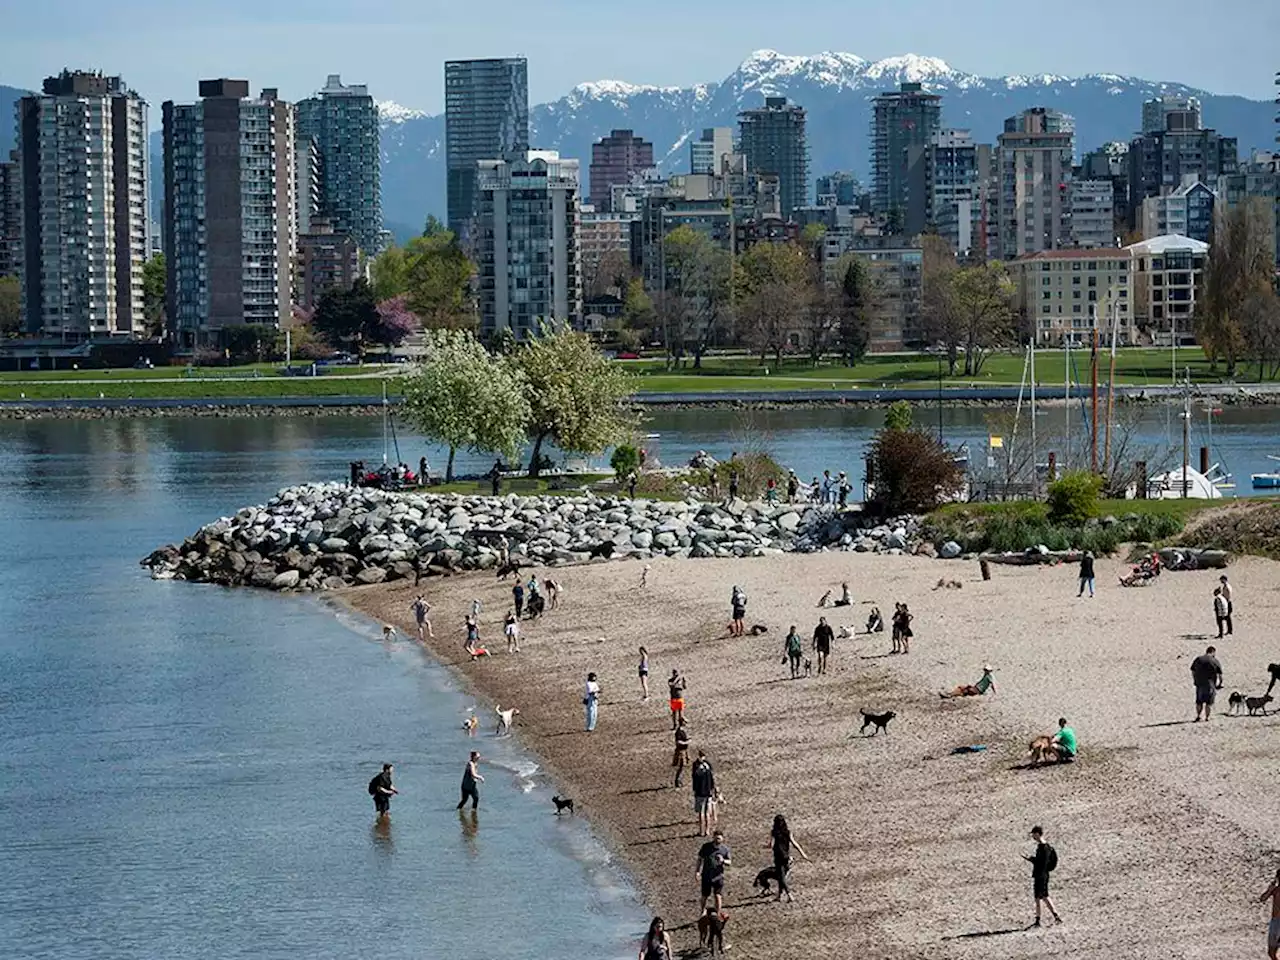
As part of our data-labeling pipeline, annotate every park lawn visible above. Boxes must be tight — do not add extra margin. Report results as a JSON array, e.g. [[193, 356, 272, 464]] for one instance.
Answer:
[[0, 375, 399, 401]]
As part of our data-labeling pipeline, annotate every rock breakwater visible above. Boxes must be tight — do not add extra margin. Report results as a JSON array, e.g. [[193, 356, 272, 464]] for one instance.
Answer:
[[141, 483, 930, 590]]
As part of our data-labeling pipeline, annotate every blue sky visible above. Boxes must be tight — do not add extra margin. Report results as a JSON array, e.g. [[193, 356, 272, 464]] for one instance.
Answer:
[[3, 0, 1276, 108]]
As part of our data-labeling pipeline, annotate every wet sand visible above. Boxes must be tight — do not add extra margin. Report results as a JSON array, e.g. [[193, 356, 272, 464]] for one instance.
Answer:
[[345, 552, 1280, 960]]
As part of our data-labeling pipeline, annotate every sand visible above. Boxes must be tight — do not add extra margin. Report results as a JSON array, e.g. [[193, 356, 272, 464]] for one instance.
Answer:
[[346, 551, 1280, 960]]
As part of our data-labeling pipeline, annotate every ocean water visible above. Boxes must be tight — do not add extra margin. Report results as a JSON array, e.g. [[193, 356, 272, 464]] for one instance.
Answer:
[[0, 417, 647, 960]]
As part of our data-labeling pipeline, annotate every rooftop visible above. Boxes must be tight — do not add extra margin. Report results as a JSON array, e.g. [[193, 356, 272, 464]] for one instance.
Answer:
[[1124, 234, 1210, 254], [1017, 248, 1131, 261]]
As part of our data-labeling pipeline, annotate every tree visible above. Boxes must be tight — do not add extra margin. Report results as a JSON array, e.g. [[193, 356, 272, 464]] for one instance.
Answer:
[[371, 296, 421, 347], [884, 400, 913, 431], [141, 254, 166, 338], [800, 222, 827, 256], [403, 230, 476, 330], [659, 225, 731, 368], [514, 326, 638, 476], [951, 261, 1016, 376], [312, 279, 379, 357], [735, 242, 810, 366], [832, 255, 874, 366], [1238, 287, 1280, 381], [585, 248, 633, 298], [1047, 471, 1103, 525], [868, 426, 965, 515], [370, 244, 410, 301], [1196, 200, 1275, 378], [222, 324, 283, 364], [921, 234, 962, 374], [0, 276, 19, 337], [621, 278, 656, 344], [400, 330, 530, 481]]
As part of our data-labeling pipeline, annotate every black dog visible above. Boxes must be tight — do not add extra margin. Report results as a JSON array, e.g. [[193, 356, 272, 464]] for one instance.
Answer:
[[526, 593, 546, 619], [588, 541, 616, 560], [697, 907, 728, 956], [495, 559, 522, 580], [752, 865, 781, 895], [749, 623, 769, 636], [552, 795, 575, 816], [860, 708, 896, 736]]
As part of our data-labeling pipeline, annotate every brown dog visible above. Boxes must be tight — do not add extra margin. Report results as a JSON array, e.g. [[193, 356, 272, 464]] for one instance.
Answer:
[[697, 907, 728, 956], [1028, 735, 1059, 765]]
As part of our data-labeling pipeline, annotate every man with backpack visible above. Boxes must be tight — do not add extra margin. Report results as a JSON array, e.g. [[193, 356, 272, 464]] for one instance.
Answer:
[[368, 763, 398, 821], [1025, 825, 1061, 926]]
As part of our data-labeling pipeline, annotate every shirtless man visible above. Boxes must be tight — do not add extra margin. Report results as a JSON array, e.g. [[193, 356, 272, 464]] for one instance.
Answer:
[[410, 594, 433, 641], [1260, 868, 1280, 959]]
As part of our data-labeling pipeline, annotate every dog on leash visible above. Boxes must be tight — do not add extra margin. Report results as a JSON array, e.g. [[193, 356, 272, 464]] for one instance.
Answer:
[[552, 795, 575, 816], [859, 709, 896, 736], [697, 906, 728, 956], [495, 705, 519, 736], [1247, 694, 1274, 716], [1028, 735, 1059, 765], [753, 865, 781, 895], [803, 658, 813, 678]]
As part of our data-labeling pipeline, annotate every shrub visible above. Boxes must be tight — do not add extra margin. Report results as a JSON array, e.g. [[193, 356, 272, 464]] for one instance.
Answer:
[[883, 400, 914, 432], [869, 428, 965, 515], [1046, 471, 1103, 525], [610, 443, 641, 479]]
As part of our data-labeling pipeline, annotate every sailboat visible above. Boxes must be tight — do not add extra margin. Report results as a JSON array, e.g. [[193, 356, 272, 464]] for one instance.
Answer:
[[1252, 456, 1280, 489]]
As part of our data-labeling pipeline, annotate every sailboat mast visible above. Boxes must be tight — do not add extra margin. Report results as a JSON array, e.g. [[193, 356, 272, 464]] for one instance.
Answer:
[[1030, 338, 1037, 495], [1182, 373, 1190, 499], [1103, 297, 1119, 472], [1065, 335, 1071, 469], [1090, 318, 1099, 474], [382, 381, 389, 465]]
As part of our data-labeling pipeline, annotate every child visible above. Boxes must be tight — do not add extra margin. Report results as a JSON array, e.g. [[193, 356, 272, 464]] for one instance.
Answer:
[[504, 609, 520, 653]]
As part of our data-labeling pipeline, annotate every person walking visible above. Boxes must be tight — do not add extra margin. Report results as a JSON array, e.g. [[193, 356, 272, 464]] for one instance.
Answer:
[[368, 762, 398, 821], [512, 580, 525, 619], [729, 586, 747, 638], [638, 646, 651, 700], [765, 813, 811, 903], [583, 672, 601, 732], [1191, 645, 1223, 721], [691, 750, 716, 837], [837, 472, 851, 507], [410, 594, 433, 641], [672, 717, 690, 788], [456, 751, 483, 811], [638, 917, 672, 960], [784, 625, 803, 679], [695, 828, 732, 916], [786, 471, 799, 504], [812, 617, 834, 675], [1024, 826, 1061, 926], [1078, 551, 1095, 598], [1258, 867, 1280, 960], [668, 669, 687, 728], [503, 609, 520, 653], [1214, 587, 1232, 638]]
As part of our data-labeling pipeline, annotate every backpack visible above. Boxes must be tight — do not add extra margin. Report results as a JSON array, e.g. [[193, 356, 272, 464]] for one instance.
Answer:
[[1044, 844, 1058, 873], [368, 775, 380, 796]]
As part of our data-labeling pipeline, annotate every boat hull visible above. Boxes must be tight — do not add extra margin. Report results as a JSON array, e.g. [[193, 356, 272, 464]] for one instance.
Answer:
[[1251, 474, 1280, 489]]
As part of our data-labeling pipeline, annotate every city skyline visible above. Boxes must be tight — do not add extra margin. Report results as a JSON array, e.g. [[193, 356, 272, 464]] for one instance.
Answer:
[[2, 0, 1276, 113]]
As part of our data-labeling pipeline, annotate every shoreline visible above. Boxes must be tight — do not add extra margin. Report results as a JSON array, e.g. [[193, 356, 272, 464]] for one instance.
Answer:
[[341, 552, 1280, 959]]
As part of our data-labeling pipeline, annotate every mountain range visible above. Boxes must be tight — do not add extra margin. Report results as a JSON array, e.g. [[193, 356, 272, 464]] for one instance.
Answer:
[[3, 52, 1276, 244]]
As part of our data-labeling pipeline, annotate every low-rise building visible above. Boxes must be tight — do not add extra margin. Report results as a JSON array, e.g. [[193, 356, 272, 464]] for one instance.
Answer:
[[1010, 248, 1133, 346], [1139, 175, 1216, 243], [821, 234, 923, 351], [1126, 234, 1208, 345]]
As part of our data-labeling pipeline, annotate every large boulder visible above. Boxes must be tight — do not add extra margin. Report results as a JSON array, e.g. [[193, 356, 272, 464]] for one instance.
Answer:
[[940, 540, 963, 559], [355, 566, 388, 585], [271, 569, 301, 590], [776, 511, 801, 532]]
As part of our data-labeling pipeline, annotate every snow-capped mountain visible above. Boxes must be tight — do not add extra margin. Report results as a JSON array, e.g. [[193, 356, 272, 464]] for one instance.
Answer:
[[377, 49, 1274, 241]]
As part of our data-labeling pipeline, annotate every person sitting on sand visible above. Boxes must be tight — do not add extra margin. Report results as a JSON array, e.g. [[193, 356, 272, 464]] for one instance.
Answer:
[[940, 664, 997, 698], [866, 607, 884, 634], [833, 582, 852, 607]]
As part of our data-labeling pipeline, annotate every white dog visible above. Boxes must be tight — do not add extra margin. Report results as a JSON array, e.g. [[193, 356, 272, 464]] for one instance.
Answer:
[[495, 705, 520, 736], [837, 625, 854, 639]]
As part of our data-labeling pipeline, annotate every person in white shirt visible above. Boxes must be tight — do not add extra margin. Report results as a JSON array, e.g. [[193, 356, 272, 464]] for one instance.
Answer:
[[504, 609, 521, 653], [584, 672, 601, 732]]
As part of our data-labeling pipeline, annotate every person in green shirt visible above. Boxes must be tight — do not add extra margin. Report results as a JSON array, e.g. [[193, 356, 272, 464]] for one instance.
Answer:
[[1052, 718, 1077, 763], [783, 626, 804, 679], [940, 664, 997, 698]]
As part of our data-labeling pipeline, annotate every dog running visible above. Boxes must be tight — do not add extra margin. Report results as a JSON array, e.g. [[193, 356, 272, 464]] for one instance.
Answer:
[[752, 865, 781, 895], [859, 709, 896, 736], [551, 795, 575, 816], [495, 705, 519, 736]]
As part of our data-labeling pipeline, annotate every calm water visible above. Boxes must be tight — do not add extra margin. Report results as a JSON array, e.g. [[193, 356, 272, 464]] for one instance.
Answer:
[[1, 404, 1277, 958]]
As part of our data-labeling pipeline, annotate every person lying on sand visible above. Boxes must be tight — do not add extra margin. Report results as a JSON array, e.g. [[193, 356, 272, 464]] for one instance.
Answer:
[[940, 664, 996, 698]]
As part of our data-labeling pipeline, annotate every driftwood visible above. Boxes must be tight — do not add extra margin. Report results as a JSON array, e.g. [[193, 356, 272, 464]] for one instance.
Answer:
[[1157, 547, 1229, 570], [978, 550, 1083, 567]]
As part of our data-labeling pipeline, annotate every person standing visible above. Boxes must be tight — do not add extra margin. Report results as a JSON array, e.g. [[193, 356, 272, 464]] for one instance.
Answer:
[[668, 669, 687, 729], [627, 471, 638, 499], [730, 586, 747, 638], [837, 472, 851, 507], [691, 750, 716, 836], [784, 625, 803, 679], [1191, 645, 1224, 721], [1024, 826, 1061, 926], [895, 604, 914, 654], [672, 717, 690, 788], [456, 751, 483, 811], [503, 609, 520, 653], [489, 459, 503, 497], [512, 581, 525, 619], [410, 594, 433, 641], [638, 917, 672, 960], [786, 471, 799, 504], [812, 617, 834, 675], [1258, 867, 1280, 960], [820, 470, 834, 504], [1078, 551, 1095, 598], [545, 577, 560, 611], [584, 672, 601, 732], [695, 829, 732, 916], [1213, 587, 1232, 638], [368, 763, 398, 820], [638, 646, 651, 700], [1220, 574, 1234, 621], [766, 814, 811, 903], [728, 470, 739, 502], [418, 456, 428, 483]]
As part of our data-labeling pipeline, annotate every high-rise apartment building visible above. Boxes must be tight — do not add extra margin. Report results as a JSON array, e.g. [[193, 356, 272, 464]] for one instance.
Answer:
[[815, 171, 861, 207], [1142, 95, 1202, 135], [444, 58, 529, 240], [738, 97, 808, 219], [475, 150, 582, 338], [296, 217, 361, 311], [996, 108, 1075, 259], [0, 152, 19, 278], [589, 129, 654, 211], [296, 75, 382, 255], [16, 71, 149, 337], [1218, 151, 1280, 267], [904, 130, 992, 255], [1127, 121, 1237, 226], [690, 128, 734, 176], [1140, 175, 1216, 243], [163, 80, 296, 347], [295, 136, 321, 236], [1069, 179, 1115, 249], [1078, 142, 1130, 236], [870, 82, 942, 221]]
